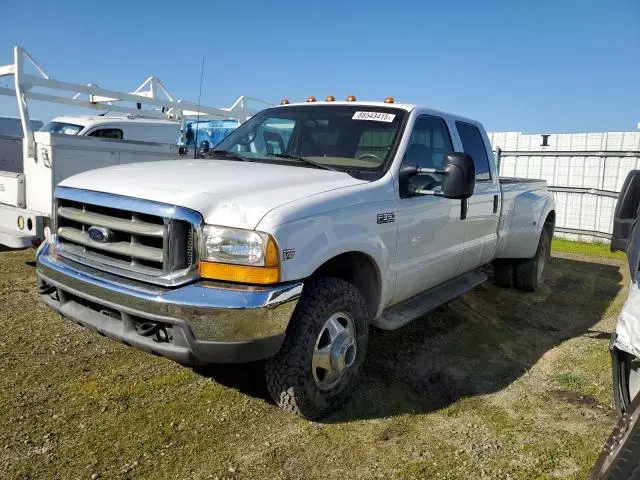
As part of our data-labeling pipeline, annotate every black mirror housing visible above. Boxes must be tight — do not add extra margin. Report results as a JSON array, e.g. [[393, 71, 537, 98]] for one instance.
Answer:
[[611, 170, 640, 253], [399, 164, 418, 198], [440, 153, 475, 199]]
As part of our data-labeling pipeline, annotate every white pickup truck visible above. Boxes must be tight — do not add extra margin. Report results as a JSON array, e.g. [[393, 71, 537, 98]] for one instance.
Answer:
[[36, 98, 555, 418]]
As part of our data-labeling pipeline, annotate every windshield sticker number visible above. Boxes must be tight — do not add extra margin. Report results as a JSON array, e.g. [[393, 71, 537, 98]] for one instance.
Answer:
[[352, 111, 396, 123]]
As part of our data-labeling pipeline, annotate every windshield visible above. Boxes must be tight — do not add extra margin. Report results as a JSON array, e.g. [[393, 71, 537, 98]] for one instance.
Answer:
[[214, 105, 407, 173], [40, 121, 84, 135]]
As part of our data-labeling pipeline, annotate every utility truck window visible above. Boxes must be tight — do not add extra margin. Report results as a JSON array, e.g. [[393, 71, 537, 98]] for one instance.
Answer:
[[40, 121, 83, 135], [214, 105, 407, 173], [88, 128, 123, 139]]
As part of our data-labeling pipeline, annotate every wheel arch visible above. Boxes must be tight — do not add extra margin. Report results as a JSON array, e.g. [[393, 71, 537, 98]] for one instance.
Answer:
[[544, 209, 556, 236], [309, 251, 382, 320]]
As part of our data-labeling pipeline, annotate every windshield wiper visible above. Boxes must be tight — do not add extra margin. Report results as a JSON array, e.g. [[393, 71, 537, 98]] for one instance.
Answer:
[[266, 153, 337, 172], [211, 150, 248, 162]]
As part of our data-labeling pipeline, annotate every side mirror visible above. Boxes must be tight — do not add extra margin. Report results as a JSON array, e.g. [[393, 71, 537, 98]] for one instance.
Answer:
[[611, 170, 640, 253], [400, 153, 476, 199], [198, 140, 210, 158]]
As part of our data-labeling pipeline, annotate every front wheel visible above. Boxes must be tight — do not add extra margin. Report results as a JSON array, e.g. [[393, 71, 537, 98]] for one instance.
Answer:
[[265, 277, 369, 419]]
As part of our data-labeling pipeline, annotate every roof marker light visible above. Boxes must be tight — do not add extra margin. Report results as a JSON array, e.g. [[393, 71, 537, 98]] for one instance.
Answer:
[[384, 96, 395, 104], [280, 98, 290, 105], [346, 95, 356, 102], [325, 95, 335, 102], [306, 96, 317, 102]]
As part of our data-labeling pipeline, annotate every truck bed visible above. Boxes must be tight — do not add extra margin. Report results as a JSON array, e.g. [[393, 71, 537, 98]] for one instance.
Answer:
[[499, 176, 547, 194], [495, 176, 552, 260]]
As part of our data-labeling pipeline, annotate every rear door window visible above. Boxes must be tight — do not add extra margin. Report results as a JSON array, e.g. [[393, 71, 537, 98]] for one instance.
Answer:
[[455, 121, 491, 181], [88, 128, 123, 140]]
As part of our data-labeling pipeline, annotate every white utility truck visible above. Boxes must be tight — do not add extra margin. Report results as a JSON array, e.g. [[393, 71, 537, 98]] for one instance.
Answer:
[[36, 97, 555, 418], [0, 46, 266, 248]]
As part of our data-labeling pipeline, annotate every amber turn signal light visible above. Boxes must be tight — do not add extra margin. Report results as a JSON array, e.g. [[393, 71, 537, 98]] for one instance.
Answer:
[[199, 262, 280, 285]]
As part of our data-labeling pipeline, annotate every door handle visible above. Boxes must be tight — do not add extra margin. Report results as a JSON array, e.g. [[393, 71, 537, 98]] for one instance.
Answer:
[[493, 195, 498, 214]]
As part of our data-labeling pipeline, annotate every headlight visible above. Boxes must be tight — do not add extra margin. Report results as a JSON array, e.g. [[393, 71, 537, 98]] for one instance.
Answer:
[[199, 225, 280, 284]]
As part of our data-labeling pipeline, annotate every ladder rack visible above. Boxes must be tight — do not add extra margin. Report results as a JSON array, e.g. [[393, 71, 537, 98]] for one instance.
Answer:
[[0, 46, 272, 157]]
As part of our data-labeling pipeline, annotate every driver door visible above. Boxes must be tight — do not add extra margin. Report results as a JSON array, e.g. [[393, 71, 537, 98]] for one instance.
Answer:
[[393, 115, 466, 304]]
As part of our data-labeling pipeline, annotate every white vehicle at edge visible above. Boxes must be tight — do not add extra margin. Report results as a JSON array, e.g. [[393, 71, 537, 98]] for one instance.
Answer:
[[36, 99, 556, 418], [609, 171, 640, 414]]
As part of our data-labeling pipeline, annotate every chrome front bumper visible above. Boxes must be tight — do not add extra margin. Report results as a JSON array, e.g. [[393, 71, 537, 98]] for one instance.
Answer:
[[36, 241, 303, 364]]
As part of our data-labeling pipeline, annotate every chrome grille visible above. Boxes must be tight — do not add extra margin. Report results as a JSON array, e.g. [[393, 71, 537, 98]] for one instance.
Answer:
[[54, 187, 201, 287]]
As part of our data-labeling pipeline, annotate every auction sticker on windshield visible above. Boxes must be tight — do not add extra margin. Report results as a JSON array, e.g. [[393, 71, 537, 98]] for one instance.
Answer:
[[352, 111, 396, 122]]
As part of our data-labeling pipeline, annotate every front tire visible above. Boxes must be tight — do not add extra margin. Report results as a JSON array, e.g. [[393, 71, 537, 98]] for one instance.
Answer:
[[265, 277, 368, 419]]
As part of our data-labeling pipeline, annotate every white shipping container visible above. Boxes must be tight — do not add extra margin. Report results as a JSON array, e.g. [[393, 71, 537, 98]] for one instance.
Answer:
[[491, 131, 640, 243]]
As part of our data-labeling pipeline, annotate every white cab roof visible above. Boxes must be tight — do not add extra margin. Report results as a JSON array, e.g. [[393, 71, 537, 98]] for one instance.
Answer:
[[277, 101, 481, 125], [281, 100, 417, 112]]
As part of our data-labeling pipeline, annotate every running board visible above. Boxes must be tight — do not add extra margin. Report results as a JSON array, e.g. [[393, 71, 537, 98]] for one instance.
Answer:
[[376, 270, 487, 330]]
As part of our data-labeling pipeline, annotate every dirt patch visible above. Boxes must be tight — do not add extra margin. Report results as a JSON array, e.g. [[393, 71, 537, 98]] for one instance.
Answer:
[[549, 389, 603, 408], [551, 276, 582, 295]]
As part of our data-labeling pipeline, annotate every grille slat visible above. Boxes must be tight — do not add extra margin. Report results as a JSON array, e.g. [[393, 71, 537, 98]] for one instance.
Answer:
[[58, 242, 165, 277], [57, 206, 164, 237], [58, 226, 164, 263]]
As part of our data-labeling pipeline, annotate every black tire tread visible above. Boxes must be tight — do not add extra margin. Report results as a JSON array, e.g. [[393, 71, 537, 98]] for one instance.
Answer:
[[515, 228, 551, 292], [493, 260, 515, 288], [590, 393, 640, 479], [265, 276, 368, 419]]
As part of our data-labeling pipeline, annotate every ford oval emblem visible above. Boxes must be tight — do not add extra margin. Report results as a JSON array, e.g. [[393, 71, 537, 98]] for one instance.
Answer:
[[87, 226, 112, 243]]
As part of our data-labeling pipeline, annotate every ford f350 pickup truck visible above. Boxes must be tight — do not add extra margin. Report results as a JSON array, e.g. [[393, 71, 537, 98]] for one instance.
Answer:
[[36, 98, 555, 418]]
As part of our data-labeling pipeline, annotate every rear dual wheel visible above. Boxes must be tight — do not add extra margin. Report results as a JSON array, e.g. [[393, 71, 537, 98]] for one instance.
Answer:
[[493, 228, 551, 292]]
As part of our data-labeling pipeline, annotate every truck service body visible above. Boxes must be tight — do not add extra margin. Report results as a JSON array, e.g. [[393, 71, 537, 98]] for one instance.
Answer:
[[36, 100, 555, 418]]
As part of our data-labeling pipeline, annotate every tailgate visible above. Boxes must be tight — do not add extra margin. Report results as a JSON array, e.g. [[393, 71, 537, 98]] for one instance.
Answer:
[[0, 171, 26, 208]]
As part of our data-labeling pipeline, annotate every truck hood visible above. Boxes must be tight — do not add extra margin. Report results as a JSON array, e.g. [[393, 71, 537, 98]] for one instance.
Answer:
[[59, 159, 368, 229]]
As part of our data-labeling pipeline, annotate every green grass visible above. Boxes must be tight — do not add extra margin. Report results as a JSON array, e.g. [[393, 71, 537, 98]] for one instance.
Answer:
[[0, 244, 628, 479], [552, 238, 625, 259]]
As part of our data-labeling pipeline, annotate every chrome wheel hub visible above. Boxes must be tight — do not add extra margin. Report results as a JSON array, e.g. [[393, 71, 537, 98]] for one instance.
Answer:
[[312, 311, 357, 390]]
